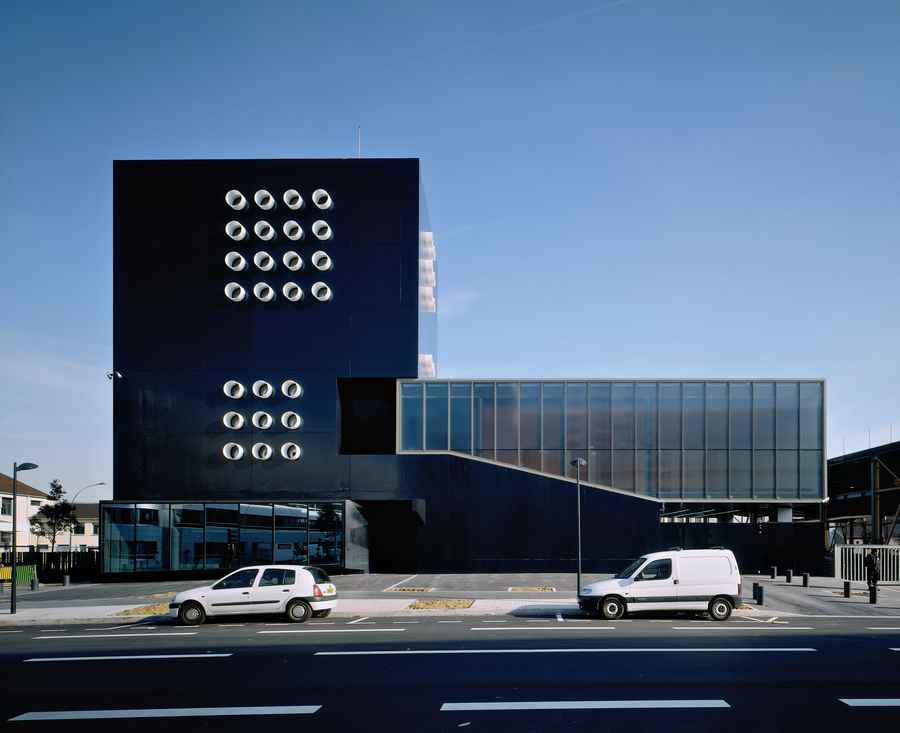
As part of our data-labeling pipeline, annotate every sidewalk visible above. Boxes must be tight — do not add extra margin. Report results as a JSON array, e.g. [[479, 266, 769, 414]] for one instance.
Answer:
[[742, 574, 900, 616]]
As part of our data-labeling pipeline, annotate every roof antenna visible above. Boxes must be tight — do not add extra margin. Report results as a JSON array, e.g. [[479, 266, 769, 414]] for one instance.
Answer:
[[356, 125, 361, 158]]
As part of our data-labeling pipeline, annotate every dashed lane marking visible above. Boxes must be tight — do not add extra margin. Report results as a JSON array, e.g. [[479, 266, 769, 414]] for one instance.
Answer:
[[10, 705, 321, 721], [24, 654, 233, 663], [32, 633, 197, 640], [470, 626, 615, 632], [840, 699, 900, 707], [258, 628, 406, 634], [316, 647, 816, 656], [670, 626, 813, 631], [441, 700, 730, 711]]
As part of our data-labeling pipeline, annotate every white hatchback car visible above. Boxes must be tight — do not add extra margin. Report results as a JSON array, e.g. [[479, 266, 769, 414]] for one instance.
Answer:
[[170, 565, 338, 625]]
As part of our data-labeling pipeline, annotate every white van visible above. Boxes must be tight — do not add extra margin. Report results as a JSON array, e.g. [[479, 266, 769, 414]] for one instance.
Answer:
[[579, 548, 741, 621]]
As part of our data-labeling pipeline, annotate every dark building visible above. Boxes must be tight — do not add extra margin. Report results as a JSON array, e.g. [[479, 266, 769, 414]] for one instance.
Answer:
[[104, 158, 827, 577]]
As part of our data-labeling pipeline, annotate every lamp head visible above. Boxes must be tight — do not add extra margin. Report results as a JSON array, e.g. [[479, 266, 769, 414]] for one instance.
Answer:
[[569, 458, 587, 468], [16, 462, 38, 471]]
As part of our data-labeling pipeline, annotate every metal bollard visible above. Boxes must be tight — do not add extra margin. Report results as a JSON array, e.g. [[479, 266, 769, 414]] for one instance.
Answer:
[[63, 575, 70, 587], [843, 581, 851, 598], [870, 586, 877, 604], [770, 566, 777, 580], [757, 586, 764, 606], [752, 582, 760, 602], [802, 573, 809, 588], [30, 578, 38, 591], [785, 570, 792, 584]]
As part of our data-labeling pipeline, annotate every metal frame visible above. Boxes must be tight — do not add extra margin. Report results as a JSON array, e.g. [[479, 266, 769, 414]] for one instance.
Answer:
[[397, 378, 827, 505]]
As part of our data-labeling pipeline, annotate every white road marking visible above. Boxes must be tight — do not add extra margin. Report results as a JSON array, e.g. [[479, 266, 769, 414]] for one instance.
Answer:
[[867, 627, 900, 630], [383, 574, 418, 591], [32, 633, 197, 640], [441, 700, 730, 711], [24, 654, 233, 663], [556, 613, 564, 623], [316, 647, 816, 656], [840, 699, 900, 707], [217, 624, 246, 627], [890, 648, 900, 651], [470, 626, 615, 632], [10, 705, 321, 721], [395, 620, 418, 624], [40, 629, 65, 632], [438, 621, 463, 624], [347, 616, 369, 624], [258, 628, 406, 634], [482, 620, 507, 623], [0, 631, 23, 634], [671, 626, 813, 631], [83, 626, 144, 631]]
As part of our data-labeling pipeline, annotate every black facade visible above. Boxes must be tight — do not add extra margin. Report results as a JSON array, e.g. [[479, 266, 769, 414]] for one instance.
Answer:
[[109, 158, 824, 576]]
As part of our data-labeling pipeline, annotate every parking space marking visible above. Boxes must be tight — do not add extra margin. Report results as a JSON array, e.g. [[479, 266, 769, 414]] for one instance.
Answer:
[[317, 647, 816, 656], [259, 628, 406, 634], [671, 626, 813, 631], [840, 699, 900, 707], [0, 631, 23, 634], [32, 633, 197, 640], [383, 574, 419, 591], [470, 626, 615, 632], [25, 654, 233, 663], [867, 627, 900, 630], [347, 616, 369, 625], [556, 613, 564, 623], [10, 705, 321, 721], [482, 620, 507, 623], [441, 699, 730, 711]]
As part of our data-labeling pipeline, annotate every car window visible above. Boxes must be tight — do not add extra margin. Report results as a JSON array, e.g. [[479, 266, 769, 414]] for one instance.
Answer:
[[307, 567, 331, 583], [212, 568, 259, 590], [637, 559, 672, 581], [259, 568, 296, 587], [615, 558, 646, 579]]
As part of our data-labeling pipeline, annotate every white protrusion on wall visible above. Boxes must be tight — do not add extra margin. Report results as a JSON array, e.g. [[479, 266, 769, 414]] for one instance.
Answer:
[[418, 354, 436, 378], [223, 442, 245, 460], [254, 190, 275, 210], [252, 379, 274, 398], [225, 190, 247, 210], [283, 220, 303, 241], [225, 251, 247, 271], [282, 251, 304, 271], [311, 251, 332, 271], [223, 411, 245, 429], [226, 221, 247, 241], [312, 189, 332, 210], [282, 282, 304, 302], [251, 442, 273, 460], [252, 411, 273, 430], [254, 221, 275, 241], [281, 442, 303, 460], [312, 220, 332, 240], [281, 379, 303, 398], [253, 282, 275, 302], [311, 282, 333, 302], [224, 282, 247, 302], [281, 411, 303, 430], [283, 189, 304, 210], [223, 380, 246, 399], [253, 251, 275, 271]]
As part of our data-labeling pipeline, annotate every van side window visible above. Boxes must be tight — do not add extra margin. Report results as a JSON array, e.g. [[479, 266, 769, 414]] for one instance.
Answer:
[[637, 559, 672, 581]]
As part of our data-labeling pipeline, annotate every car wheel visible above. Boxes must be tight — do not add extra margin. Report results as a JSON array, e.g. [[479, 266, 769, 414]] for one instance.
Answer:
[[286, 599, 312, 623], [708, 596, 733, 621], [178, 601, 205, 626], [601, 596, 626, 620], [312, 609, 332, 618]]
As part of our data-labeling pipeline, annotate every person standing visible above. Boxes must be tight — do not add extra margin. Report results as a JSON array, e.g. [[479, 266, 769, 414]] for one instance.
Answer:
[[864, 548, 880, 590]]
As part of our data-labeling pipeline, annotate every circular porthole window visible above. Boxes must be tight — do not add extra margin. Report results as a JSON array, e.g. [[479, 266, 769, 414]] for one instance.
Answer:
[[252, 379, 274, 398], [224, 282, 247, 302], [283, 189, 304, 210], [224, 251, 246, 271], [281, 442, 303, 461], [281, 411, 303, 430], [223, 442, 244, 460], [283, 220, 303, 241], [312, 189, 332, 210], [225, 190, 247, 210], [311, 282, 333, 302], [281, 379, 303, 398], [223, 380, 246, 399], [226, 221, 247, 241], [254, 189, 275, 210], [251, 442, 273, 461], [282, 282, 303, 302], [312, 220, 332, 241], [253, 282, 275, 302], [311, 250, 332, 271], [222, 411, 245, 430], [253, 251, 275, 271], [252, 411, 273, 430], [283, 251, 304, 271], [254, 221, 275, 241]]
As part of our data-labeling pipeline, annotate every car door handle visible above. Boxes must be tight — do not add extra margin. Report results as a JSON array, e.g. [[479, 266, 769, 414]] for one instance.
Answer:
[[241, 591, 250, 595], [282, 589, 290, 593], [673, 579, 679, 584]]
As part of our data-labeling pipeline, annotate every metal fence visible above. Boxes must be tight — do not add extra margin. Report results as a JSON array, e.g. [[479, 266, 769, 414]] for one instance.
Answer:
[[834, 544, 900, 585]]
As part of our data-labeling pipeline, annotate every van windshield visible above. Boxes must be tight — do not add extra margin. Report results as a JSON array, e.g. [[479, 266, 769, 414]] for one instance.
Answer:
[[615, 557, 646, 579]]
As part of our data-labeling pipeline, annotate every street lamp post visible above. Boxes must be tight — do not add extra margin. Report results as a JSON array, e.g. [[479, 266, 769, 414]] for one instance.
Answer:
[[570, 457, 588, 601], [67, 482, 106, 574], [10, 461, 38, 615]]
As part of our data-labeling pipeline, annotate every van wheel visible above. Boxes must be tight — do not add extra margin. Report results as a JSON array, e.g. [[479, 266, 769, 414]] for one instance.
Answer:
[[601, 596, 626, 620], [312, 609, 332, 618], [286, 599, 312, 623], [178, 601, 205, 626], [708, 596, 733, 621]]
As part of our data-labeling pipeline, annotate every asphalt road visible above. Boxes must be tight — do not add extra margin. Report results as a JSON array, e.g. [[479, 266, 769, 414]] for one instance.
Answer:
[[2, 613, 899, 731]]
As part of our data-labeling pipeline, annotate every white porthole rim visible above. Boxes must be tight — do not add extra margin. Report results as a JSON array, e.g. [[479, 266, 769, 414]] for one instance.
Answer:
[[226, 221, 247, 241], [225, 190, 247, 210], [283, 189, 304, 210], [254, 189, 275, 210], [283, 251, 304, 271], [312, 189, 333, 210], [253, 282, 275, 301], [224, 282, 247, 301], [311, 282, 333, 302], [223, 442, 245, 460], [223, 380, 246, 399], [281, 411, 304, 429], [252, 379, 274, 398]]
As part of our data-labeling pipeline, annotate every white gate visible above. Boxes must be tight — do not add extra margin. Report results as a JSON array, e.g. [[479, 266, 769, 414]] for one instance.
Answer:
[[835, 544, 900, 585]]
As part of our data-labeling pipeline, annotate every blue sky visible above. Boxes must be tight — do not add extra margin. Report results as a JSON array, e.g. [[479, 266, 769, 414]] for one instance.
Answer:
[[2, 1, 899, 500]]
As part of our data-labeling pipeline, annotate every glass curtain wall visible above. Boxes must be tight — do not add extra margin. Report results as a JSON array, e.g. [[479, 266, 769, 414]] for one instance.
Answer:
[[102, 501, 345, 574], [399, 380, 825, 501]]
